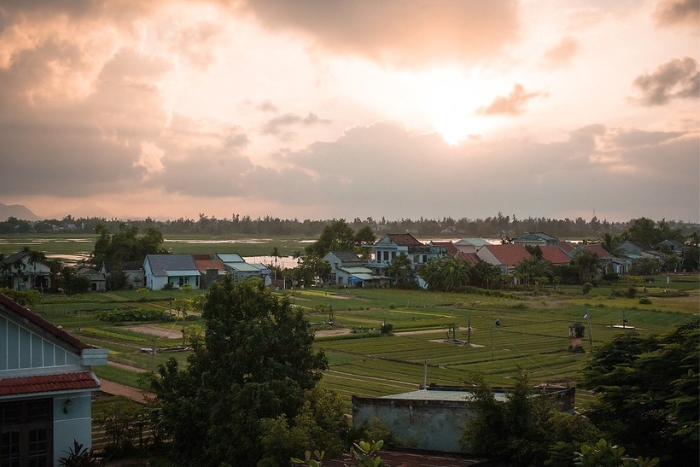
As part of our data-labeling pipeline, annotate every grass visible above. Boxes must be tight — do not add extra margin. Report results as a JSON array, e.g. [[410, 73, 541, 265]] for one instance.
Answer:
[[28, 281, 698, 408], [4, 234, 698, 410]]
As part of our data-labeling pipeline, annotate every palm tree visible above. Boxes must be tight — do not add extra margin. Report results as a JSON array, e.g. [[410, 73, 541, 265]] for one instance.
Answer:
[[601, 233, 621, 255], [27, 249, 47, 290]]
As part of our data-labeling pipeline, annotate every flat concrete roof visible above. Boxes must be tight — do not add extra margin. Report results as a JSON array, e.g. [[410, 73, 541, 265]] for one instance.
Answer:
[[382, 389, 508, 402]]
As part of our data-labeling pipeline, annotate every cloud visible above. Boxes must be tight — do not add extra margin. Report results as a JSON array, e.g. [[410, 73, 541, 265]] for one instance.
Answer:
[[653, 0, 700, 28], [240, 0, 520, 67], [477, 84, 542, 116], [632, 57, 700, 105], [542, 37, 579, 69], [260, 112, 330, 137]]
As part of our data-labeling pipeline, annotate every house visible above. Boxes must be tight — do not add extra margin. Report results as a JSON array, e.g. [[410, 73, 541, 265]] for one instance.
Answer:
[[213, 254, 270, 284], [453, 238, 492, 254], [429, 241, 460, 256], [656, 239, 687, 256], [455, 252, 481, 265], [573, 244, 629, 275], [0, 293, 109, 466], [144, 255, 200, 290], [192, 255, 226, 289], [322, 251, 387, 288], [513, 232, 560, 247], [352, 384, 574, 454], [476, 244, 532, 275], [539, 246, 572, 265], [100, 261, 145, 290], [364, 234, 446, 277], [0, 251, 52, 291], [75, 268, 106, 292]]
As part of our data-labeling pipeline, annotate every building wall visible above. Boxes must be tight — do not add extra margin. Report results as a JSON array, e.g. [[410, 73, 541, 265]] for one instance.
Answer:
[[352, 396, 472, 453], [53, 393, 93, 465]]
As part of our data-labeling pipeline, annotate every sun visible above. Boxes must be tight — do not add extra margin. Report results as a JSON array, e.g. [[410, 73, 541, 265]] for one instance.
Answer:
[[403, 66, 499, 145]]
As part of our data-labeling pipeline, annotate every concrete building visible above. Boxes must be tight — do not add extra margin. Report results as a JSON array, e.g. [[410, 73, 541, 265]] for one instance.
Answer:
[[0, 293, 108, 466]]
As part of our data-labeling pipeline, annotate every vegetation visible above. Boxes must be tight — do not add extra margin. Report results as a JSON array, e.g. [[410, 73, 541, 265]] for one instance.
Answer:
[[460, 368, 600, 467], [579, 321, 699, 465], [149, 277, 347, 467]]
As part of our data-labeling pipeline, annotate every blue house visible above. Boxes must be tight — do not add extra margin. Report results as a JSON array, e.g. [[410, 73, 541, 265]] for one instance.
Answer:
[[0, 294, 108, 466]]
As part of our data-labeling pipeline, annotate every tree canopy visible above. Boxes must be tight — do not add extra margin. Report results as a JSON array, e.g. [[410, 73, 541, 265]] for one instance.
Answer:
[[91, 223, 165, 270], [579, 320, 699, 465], [151, 276, 346, 467]]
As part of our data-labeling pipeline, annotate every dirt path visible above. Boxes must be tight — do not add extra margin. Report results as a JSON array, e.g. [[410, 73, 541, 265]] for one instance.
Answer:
[[98, 378, 154, 405]]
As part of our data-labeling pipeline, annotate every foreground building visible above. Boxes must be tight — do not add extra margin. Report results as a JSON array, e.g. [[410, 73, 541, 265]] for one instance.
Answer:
[[0, 294, 108, 466]]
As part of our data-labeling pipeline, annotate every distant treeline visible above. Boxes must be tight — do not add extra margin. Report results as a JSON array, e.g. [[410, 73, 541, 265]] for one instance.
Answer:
[[1, 212, 698, 240]]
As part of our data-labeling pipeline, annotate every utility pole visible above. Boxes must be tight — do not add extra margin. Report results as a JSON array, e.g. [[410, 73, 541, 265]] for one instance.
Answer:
[[584, 311, 593, 349], [467, 316, 471, 348]]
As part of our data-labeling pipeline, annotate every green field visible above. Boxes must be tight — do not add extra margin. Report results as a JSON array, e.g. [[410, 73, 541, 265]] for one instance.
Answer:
[[5, 233, 698, 409], [26, 276, 698, 409]]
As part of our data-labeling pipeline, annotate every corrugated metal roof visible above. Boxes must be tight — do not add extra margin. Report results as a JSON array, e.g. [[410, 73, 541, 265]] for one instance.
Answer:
[[215, 253, 245, 263], [145, 255, 198, 276]]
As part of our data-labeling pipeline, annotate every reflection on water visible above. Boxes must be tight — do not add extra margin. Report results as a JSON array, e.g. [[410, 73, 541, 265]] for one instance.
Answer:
[[165, 239, 272, 244], [244, 256, 299, 269]]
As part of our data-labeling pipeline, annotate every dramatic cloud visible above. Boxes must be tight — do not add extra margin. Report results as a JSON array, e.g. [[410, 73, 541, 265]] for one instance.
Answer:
[[477, 84, 542, 116], [542, 37, 579, 69], [261, 112, 330, 137], [241, 0, 519, 66], [653, 0, 700, 28], [632, 57, 700, 105], [0, 1, 697, 222]]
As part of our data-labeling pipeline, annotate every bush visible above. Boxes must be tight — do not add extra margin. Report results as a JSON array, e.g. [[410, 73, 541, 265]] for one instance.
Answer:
[[582, 283, 593, 295], [627, 287, 637, 299], [638, 298, 652, 305], [380, 322, 394, 335]]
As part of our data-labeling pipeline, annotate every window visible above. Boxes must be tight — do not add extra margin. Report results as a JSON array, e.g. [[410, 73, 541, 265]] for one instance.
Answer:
[[0, 399, 52, 467]]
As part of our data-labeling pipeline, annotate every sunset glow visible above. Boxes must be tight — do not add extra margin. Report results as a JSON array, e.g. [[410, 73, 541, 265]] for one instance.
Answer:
[[0, 0, 697, 222]]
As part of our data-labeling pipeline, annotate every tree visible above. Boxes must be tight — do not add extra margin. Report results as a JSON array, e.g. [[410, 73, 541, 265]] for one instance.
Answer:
[[460, 368, 600, 467], [151, 277, 343, 467], [385, 252, 414, 287], [295, 255, 331, 287], [305, 219, 357, 257], [90, 224, 166, 283], [579, 321, 699, 465], [572, 249, 600, 284], [419, 256, 471, 292], [601, 233, 622, 255]]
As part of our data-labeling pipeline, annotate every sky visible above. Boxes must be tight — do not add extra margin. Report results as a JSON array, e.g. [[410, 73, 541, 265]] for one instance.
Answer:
[[0, 0, 698, 223]]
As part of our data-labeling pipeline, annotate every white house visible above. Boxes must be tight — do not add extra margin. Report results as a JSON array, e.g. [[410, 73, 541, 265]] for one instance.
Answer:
[[323, 251, 385, 287], [1, 251, 52, 291], [364, 233, 446, 275], [0, 293, 109, 466], [144, 255, 201, 290]]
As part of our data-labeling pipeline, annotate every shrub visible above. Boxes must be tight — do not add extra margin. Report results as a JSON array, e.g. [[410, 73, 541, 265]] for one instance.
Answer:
[[380, 322, 394, 335], [626, 287, 637, 299], [639, 298, 652, 305], [58, 440, 102, 467], [582, 283, 593, 295]]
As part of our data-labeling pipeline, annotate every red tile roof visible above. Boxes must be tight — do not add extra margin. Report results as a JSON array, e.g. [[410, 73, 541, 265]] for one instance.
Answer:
[[540, 246, 572, 265], [558, 241, 575, 253], [324, 449, 492, 466], [0, 372, 99, 396], [0, 294, 90, 351], [456, 252, 481, 264], [481, 244, 532, 266], [194, 259, 226, 273], [387, 233, 423, 246], [582, 244, 614, 259]]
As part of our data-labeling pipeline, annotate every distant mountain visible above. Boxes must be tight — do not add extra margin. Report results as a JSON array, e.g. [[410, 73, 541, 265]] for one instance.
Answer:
[[50, 203, 114, 220], [0, 203, 39, 221]]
